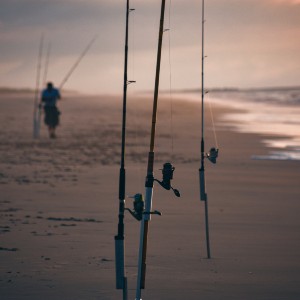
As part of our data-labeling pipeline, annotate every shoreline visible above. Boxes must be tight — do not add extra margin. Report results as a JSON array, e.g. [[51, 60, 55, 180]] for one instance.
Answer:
[[162, 90, 300, 161]]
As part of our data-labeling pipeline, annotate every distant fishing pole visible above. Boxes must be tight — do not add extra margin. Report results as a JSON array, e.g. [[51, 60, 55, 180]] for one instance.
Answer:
[[34, 40, 52, 139], [59, 35, 97, 90], [199, 0, 219, 259], [42, 41, 51, 87], [33, 34, 44, 139]]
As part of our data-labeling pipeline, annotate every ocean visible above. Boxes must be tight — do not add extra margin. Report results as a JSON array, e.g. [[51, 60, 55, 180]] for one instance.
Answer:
[[179, 87, 300, 161]]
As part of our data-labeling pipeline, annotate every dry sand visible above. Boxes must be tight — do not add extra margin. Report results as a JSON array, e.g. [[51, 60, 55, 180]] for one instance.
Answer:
[[0, 92, 299, 300]]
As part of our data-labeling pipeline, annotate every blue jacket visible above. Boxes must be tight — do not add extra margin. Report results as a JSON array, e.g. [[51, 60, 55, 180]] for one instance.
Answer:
[[41, 88, 61, 107]]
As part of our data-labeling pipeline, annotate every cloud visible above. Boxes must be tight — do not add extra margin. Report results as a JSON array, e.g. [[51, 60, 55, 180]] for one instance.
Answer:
[[1, 0, 300, 93], [269, 0, 300, 4], [0, 61, 23, 76]]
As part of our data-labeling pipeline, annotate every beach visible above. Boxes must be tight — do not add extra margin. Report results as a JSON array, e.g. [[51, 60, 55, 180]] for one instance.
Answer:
[[0, 91, 299, 300]]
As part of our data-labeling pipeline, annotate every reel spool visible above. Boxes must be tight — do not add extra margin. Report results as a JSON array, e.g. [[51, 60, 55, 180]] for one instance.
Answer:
[[125, 193, 161, 221], [206, 147, 219, 164], [155, 162, 181, 197]]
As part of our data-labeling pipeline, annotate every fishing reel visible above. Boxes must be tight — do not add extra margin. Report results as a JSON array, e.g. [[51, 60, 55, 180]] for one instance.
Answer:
[[125, 193, 161, 221], [154, 162, 181, 197], [206, 147, 219, 164]]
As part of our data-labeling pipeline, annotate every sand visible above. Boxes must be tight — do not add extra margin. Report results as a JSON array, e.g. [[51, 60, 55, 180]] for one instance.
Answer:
[[0, 92, 299, 300]]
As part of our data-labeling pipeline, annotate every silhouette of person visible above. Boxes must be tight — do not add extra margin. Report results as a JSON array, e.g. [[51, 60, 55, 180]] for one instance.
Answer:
[[40, 82, 61, 138]]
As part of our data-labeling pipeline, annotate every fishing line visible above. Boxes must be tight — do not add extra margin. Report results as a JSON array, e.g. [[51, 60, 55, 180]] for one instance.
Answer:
[[129, 5, 143, 191], [167, 0, 174, 158], [207, 92, 219, 149], [131, 5, 135, 81]]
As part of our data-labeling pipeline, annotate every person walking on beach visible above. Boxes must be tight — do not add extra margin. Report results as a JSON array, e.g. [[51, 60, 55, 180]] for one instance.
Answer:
[[40, 82, 61, 138]]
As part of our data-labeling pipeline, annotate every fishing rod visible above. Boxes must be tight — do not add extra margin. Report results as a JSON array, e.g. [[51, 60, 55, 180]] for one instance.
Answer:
[[36, 41, 52, 138], [33, 34, 44, 139], [115, 1, 135, 299], [131, 1, 180, 299], [199, 0, 219, 259], [42, 41, 51, 87], [59, 35, 97, 90]]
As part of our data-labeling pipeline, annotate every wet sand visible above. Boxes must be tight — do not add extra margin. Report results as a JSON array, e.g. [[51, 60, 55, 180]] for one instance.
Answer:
[[0, 92, 299, 299]]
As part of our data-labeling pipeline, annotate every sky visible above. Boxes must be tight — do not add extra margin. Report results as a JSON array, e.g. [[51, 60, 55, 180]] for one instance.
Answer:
[[0, 0, 300, 95]]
